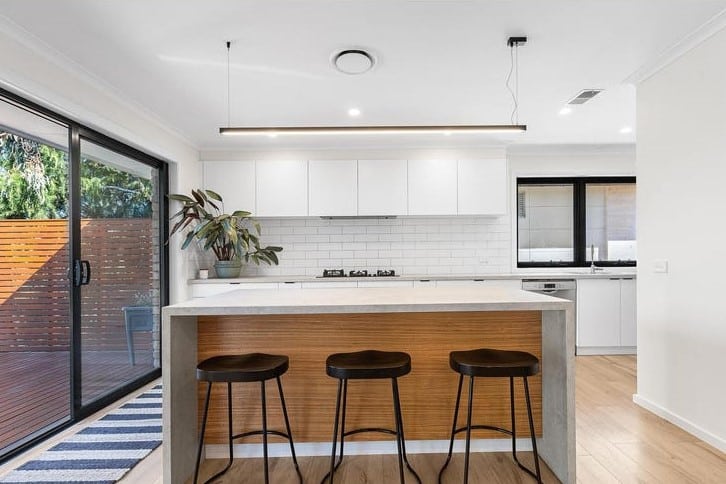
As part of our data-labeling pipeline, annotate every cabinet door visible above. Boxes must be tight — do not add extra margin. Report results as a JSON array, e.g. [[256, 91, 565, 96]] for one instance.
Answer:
[[202, 161, 256, 213], [301, 281, 359, 289], [576, 279, 621, 347], [620, 278, 637, 347], [357, 280, 414, 288], [407, 159, 457, 215], [457, 159, 507, 215], [358, 160, 408, 215], [476, 279, 522, 290], [309, 160, 357, 216], [256, 160, 308, 216]]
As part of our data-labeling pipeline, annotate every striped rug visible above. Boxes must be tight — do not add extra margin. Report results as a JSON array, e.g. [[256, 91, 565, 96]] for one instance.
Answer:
[[0, 385, 162, 484]]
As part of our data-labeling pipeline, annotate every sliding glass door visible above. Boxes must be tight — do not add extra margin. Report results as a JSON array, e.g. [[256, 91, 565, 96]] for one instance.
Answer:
[[0, 97, 72, 455], [78, 138, 162, 406], [0, 89, 167, 460]]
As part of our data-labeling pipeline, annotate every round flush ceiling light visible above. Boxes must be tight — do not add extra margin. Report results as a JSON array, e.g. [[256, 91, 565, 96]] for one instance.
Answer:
[[333, 49, 375, 75]]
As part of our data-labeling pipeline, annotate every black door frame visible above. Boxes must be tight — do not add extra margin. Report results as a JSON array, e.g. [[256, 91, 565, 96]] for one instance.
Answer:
[[0, 87, 169, 461]]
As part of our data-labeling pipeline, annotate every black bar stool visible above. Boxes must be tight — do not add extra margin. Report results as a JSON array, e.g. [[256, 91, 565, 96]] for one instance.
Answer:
[[193, 353, 303, 484], [322, 350, 422, 484], [438, 348, 542, 484]]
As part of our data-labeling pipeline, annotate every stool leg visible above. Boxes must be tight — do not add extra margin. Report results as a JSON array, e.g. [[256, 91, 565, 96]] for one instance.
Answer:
[[510, 376, 517, 460], [391, 379, 405, 484], [326, 379, 343, 484], [193, 381, 213, 484], [524, 377, 543, 483], [392, 378, 422, 484], [463, 376, 475, 484], [338, 379, 348, 469], [276, 376, 303, 483], [261, 380, 269, 484], [438, 374, 464, 484], [224, 381, 234, 473]]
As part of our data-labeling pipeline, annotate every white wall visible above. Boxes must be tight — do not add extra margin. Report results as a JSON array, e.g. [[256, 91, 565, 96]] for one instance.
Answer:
[[0, 20, 201, 302], [635, 27, 726, 451]]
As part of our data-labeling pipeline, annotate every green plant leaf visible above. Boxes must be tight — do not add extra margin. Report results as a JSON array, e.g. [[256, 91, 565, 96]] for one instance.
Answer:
[[205, 189, 223, 201], [168, 194, 195, 203]]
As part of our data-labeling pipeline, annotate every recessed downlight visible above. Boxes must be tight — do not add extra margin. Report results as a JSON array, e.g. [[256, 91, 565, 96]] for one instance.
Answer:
[[620, 126, 633, 134], [348, 108, 361, 117], [333, 49, 375, 75], [559, 107, 572, 116]]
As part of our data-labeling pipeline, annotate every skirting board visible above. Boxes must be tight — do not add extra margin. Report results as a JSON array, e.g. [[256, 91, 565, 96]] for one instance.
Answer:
[[205, 438, 536, 459], [577, 346, 636, 356], [633, 394, 726, 453]]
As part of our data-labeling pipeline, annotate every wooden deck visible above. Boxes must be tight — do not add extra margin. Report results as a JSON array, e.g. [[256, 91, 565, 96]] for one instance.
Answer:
[[0, 350, 156, 454]]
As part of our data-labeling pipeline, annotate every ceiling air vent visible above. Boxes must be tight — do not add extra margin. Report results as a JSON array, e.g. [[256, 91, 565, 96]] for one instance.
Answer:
[[567, 89, 603, 105]]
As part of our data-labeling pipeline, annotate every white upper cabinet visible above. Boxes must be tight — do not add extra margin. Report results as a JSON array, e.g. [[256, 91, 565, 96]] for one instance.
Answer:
[[358, 160, 408, 216], [308, 160, 358, 216], [457, 159, 508, 215], [255, 160, 308, 217], [202, 161, 256, 213], [407, 159, 457, 215]]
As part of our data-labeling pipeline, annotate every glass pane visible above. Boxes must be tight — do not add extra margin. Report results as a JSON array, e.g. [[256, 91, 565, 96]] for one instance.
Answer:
[[586, 183, 636, 262], [518, 184, 574, 263], [79, 139, 160, 405], [0, 98, 71, 454]]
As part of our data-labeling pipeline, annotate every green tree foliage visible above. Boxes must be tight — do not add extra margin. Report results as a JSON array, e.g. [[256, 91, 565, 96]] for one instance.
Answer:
[[80, 159, 152, 218], [0, 131, 152, 219], [0, 133, 67, 219]]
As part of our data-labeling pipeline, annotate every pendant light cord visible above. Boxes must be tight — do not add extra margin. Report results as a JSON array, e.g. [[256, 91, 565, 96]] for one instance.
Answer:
[[226, 41, 231, 128], [506, 41, 519, 125]]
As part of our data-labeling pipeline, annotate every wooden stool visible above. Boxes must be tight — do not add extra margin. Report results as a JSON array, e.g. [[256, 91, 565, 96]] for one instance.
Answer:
[[193, 353, 303, 484], [322, 350, 422, 484], [438, 348, 542, 484]]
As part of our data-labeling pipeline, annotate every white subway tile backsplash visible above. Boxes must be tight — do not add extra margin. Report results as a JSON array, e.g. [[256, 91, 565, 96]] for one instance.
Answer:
[[247, 216, 512, 276]]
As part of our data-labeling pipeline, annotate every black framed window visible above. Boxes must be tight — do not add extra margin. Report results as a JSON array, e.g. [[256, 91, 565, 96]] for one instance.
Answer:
[[517, 177, 636, 267]]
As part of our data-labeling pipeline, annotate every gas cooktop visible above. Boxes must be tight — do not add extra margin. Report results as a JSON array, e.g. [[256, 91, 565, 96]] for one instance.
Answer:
[[318, 269, 398, 278]]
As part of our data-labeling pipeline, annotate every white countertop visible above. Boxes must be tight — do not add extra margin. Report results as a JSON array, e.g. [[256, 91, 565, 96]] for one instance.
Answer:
[[164, 286, 573, 316], [188, 270, 636, 284]]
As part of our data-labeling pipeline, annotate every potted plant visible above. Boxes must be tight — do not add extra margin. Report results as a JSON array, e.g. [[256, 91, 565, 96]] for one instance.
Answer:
[[168, 189, 282, 278]]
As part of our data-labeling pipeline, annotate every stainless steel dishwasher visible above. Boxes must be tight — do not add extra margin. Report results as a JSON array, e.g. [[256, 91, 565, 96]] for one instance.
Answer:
[[521, 279, 577, 352]]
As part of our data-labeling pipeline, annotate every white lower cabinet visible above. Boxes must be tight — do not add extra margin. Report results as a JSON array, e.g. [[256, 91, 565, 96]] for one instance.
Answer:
[[619, 278, 637, 347], [577, 278, 636, 354], [357, 280, 414, 288], [278, 281, 302, 289], [435, 279, 522, 290], [191, 282, 278, 298], [301, 281, 358, 289]]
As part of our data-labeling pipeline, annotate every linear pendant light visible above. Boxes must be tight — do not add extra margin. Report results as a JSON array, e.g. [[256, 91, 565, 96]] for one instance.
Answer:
[[220, 124, 526, 136], [219, 37, 527, 137]]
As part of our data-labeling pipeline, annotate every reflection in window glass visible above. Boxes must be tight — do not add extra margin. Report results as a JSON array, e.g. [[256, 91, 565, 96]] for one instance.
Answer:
[[586, 183, 636, 262], [518, 184, 574, 263]]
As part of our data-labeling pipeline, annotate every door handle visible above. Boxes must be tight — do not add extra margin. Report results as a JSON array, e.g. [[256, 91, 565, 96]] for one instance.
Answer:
[[73, 260, 92, 286]]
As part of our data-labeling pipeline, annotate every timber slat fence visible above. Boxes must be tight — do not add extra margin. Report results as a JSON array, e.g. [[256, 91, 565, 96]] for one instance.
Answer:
[[0, 219, 155, 352]]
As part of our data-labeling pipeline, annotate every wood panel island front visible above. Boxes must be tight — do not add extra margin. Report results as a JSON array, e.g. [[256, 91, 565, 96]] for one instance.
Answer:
[[162, 286, 575, 483]]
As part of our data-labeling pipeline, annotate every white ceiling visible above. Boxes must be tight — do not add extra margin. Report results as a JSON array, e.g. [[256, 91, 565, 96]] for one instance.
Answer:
[[2, 0, 725, 151]]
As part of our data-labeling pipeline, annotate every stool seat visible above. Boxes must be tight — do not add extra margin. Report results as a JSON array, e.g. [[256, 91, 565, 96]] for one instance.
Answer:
[[197, 353, 289, 382], [326, 350, 411, 380], [450, 348, 539, 378]]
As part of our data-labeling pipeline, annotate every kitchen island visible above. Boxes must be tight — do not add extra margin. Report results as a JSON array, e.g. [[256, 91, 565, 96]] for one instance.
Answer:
[[162, 286, 575, 483]]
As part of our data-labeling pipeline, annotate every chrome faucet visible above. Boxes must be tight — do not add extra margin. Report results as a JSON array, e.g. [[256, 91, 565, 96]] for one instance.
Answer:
[[590, 244, 603, 273]]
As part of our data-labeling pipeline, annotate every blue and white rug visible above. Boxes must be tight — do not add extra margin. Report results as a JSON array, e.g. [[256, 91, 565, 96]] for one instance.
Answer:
[[0, 384, 162, 484]]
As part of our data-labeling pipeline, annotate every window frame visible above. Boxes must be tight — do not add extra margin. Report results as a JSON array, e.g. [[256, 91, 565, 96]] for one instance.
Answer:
[[517, 176, 636, 268]]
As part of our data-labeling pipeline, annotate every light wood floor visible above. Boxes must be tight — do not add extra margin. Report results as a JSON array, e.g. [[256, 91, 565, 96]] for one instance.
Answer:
[[2, 356, 725, 483]]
